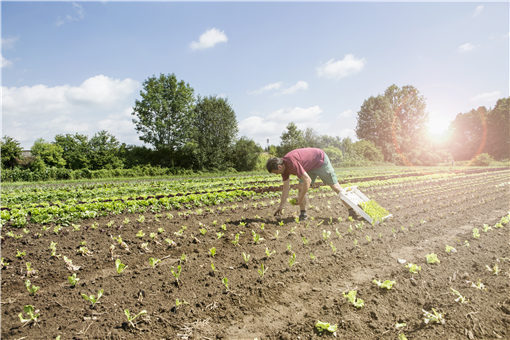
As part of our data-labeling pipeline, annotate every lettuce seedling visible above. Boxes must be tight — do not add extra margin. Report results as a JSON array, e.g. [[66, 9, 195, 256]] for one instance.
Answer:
[[199, 228, 207, 235], [343, 290, 364, 308], [445, 245, 457, 253], [124, 309, 147, 328], [426, 253, 440, 264], [265, 247, 275, 258], [232, 233, 240, 246], [422, 308, 445, 324], [115, 259, 127, 274], [251, 230, 263, 244], [288, 252, 296, 267], [242, 252, 251, 266], [485, 264, 500, 275], [258, 263, 267, 279], [472, 228, 480, 239], [209, 247, 216, 257], [216, 232, 224, 239], [148, 257, 161, 268], [406, 263, 421, 274], [25, 279, 40, 295], [18, 305, 39, 325], [16, 250, 26, 258], [136, 230, 145, 238], [63, 256, 80, 271], [68, 273, 80, 287], [81, 289, 104, 307], [373, 279, 395, 290], [49, 241, 60, 258], [222, 277, 229, 292], [171, 265, 182, 285], [322, 230, 331, 241], [450, 288, 468, 304], [315, 320, 337, 334], [288, 198, 298, 206]]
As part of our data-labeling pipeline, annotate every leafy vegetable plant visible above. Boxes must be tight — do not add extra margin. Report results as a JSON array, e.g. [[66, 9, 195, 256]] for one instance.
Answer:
[[422, 308, 445, 324], [25, 279, 40, 295], [426, 253, 440, 264], [372, 279, 395, 290], [18, 305, 39, 326], [124, 309, 147, 328], [343, 290, 364, 308], [406, 263, 421, 274], [115, 259, 127, 274], [81, 289, 104, 307], [315, 320, 337, 334]]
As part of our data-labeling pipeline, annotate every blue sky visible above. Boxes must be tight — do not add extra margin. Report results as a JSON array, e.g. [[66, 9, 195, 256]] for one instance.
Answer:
[[2, 1, 509, 149]]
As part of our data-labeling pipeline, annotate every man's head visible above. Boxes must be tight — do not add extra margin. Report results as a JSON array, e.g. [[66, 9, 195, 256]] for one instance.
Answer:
[[266, 157, 285, 174]]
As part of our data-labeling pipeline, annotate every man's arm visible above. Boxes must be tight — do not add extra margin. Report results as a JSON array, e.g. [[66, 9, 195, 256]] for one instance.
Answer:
[[275, 179, 290, 216]]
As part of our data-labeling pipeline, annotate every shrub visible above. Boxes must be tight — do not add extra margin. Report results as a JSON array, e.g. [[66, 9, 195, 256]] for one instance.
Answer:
[[471, 153, 494, 166]]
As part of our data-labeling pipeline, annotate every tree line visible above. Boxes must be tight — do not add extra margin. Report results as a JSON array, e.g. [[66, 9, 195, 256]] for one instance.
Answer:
[[1, 74, 508, 181]]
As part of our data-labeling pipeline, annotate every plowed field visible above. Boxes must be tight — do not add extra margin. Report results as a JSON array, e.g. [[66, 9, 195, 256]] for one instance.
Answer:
[[2, 168, 510, 339]]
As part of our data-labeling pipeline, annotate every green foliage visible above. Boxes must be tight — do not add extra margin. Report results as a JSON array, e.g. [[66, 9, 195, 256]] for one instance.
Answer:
[[470, 153, 494, 166], [278, 122, 305, 156], [68, 273, 80, 287], [356, 84, 427, 163], [124, 309, 147, 328], [31, 138, 66, 168], [1, 136, 23, 169], [359, 200, 390, 223], [193, 96, 238, 170], [372, 279, 395, 290], [425, 253, 440, 264], [406, 263, 421, 274], [315, 320, 338, 334], [343, 290, 364, 308], [115, 259, 127, 274], [81, 289, 104, 306], [18, 305, 39, 325], [132, 73, 195, 153], [54, 133, 91, 170]]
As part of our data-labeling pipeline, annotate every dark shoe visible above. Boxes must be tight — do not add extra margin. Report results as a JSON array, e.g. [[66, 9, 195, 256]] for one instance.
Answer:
[[299, 212, 307, 221]]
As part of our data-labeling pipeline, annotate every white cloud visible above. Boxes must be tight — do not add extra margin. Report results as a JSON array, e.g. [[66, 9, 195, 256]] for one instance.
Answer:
[[248, 81, 283, 95], [472, 5, 484, 18], [458, 42, 475, 52], [248, 80, 308, 96], [1, 54, 12, 68], [2, 75, 141, 148], [470, 91, 501, 103], [1, 36, 19, 49], [56, 2, 85, 26], [339, 109, 355, 118], [317, 54, 366, 79], [190, 28, 228, 50], [280, 81, 309, 95], [239, 106, 323, 146]]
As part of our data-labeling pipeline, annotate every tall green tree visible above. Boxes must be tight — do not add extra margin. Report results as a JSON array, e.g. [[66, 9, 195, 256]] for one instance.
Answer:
[[131, 74, 195, 155], [31, 139, 66, 168], [54, 133, 90, 169], [356, 84, 428, 162], [193, 96, 238, 169], [230, 137, 262, 171], [89, 130, 123, 169], [278, 122, 305, 156], [486, 98, 509, 160], [1, 136, 22, 169], [449, 107, 488, 161]]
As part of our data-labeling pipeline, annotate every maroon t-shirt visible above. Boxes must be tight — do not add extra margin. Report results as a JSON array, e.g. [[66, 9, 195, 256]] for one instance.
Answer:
[[281, 148, 325, 181]]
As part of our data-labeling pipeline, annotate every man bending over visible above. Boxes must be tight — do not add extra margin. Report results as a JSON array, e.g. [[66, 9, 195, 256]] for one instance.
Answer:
[[266, 147, 344, 220]]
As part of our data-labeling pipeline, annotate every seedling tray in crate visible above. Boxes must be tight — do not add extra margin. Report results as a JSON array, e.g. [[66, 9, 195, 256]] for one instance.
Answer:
[[339, 186, 392, 224]]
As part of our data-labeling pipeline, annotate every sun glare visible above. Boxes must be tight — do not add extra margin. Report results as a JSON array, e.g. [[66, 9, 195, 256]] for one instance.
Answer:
[[426, 114, 451, 140]]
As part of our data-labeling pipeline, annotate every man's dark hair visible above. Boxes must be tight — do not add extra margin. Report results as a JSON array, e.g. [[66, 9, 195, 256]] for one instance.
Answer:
[[266, 157, 283, 172]]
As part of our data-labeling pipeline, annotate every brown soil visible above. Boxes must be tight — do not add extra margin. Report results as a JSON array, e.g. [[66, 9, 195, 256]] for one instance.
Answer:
[[2, 170, 510, 339]]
